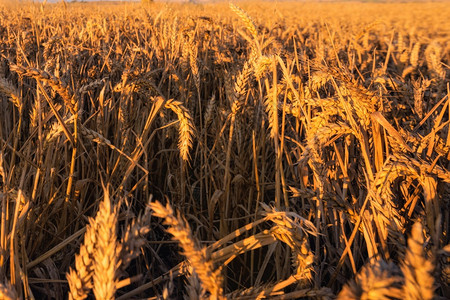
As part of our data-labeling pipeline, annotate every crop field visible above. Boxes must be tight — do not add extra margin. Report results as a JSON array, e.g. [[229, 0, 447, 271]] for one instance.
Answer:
[[0, 0, 449, 299]]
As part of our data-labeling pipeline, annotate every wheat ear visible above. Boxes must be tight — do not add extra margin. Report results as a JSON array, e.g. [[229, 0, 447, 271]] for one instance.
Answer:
[[229, 3, 258, 42], [92, 190, 121, 300], [401, 222, 435, 300], [10, 64, 78, 113], [66, 216, 98, 299], [337, 260, 403, 299], [0, 281, 18, 300], [262, 203, 317, 281], [150, 201, 224, 299], [0, 76, 22, 111], [120, 202, 152, 272], [163, 98, 195, 162], [67, 190, 121, 300]]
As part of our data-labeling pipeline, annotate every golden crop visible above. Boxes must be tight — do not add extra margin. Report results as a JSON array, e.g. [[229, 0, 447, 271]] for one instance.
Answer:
[[0, 1, 449, 299]]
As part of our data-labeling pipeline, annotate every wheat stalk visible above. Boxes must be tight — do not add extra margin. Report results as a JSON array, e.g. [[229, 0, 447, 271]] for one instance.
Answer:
[[410, 42, 421, 68], [204, 95, 216, 127], [262, 203, 317, 281], [67, 189, 121, 300], [187, 32, 200, 92], [230, 59, 253, 116]]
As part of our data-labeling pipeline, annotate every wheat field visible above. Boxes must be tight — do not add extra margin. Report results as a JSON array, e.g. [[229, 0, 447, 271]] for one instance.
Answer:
[[0, 0, 449, 299]]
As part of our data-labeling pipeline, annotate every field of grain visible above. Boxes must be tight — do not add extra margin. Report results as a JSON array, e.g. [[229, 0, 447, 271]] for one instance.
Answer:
[[0, 1, 449, 299]]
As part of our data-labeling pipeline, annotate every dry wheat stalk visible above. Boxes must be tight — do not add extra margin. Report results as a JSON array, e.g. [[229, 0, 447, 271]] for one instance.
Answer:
[[230, 59, 253, 116], [204, 95, 216, 127], [44, 115, 77, 148], [372, 156, 418, 226], [43, 36, 62, 60], [29, 97, 46, 129], [187, 32, 200, 92], [309, 71, 332, 93], [169, 17, 179, 56], [181, 35, 191, 74], [340, 82, 378, 128], [400, 44, 410, 65], [67, 190, 121, 300], [412, 79, 430, 119], [264, 85, 279, 139], [78, 79, 105, 95], [301, 122, 354, 166], [402, 65, 416, 78], [185, 272, 207, 300], [425, 43, 445, 79], [410, 42, 421, 68], [254, 55, 274, 79]]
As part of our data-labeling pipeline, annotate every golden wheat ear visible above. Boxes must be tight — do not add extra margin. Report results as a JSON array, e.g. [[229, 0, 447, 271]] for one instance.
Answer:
[[229, 3, 258, 43], [67, 189, 121, 300], [337, 259, 404, 300], [0, 76, 22, 111], [160, 97, 195, 162], [92, 190, 121, 300], [66, 213, 97, 300], [401, 222, 435, 300], [119, 199, 152, 273], [0, 281, 18, 300], [150, 200, 224, 299]]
